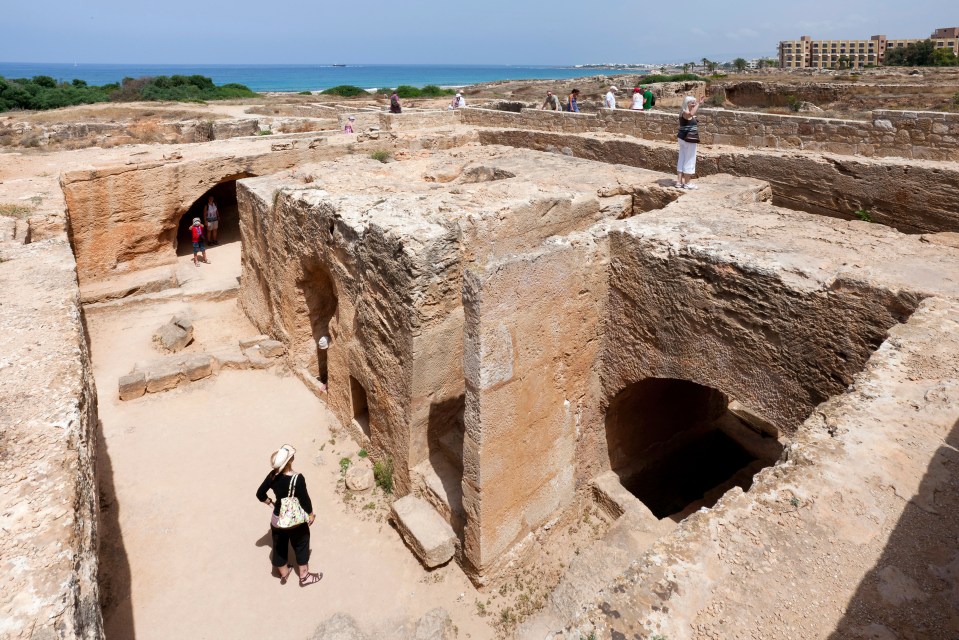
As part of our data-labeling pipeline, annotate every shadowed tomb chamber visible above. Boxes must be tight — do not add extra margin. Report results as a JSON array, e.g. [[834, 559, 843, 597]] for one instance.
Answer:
[[605, 377, 784, 519]]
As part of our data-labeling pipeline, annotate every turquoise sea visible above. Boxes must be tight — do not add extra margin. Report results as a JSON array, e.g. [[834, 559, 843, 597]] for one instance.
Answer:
[[0, 63, 633, 92]]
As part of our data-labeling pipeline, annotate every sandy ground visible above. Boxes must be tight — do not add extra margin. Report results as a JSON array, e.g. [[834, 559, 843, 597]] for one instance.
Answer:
[[86, 254, 495, 639]]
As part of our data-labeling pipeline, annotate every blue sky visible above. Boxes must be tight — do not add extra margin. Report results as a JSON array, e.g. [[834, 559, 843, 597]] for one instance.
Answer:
[[3, 0, 955, 64]]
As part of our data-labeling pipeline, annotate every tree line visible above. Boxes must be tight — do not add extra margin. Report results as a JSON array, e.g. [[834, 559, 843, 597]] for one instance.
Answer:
[[0, 74, 257, 112]]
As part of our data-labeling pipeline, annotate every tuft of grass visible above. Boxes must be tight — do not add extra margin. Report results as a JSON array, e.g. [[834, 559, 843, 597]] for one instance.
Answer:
[[785, 94, 801, 112], [321, 85, 368, 97], [952, 91, 959, 109], [357, 448, 368, 458], [339, 457, 352, 475], [854, 208, 873, 223], [256, 129, 271, 136], [370, 149, 392, 163], [373, 458, 394, 494], [0, 203, 33, 219]]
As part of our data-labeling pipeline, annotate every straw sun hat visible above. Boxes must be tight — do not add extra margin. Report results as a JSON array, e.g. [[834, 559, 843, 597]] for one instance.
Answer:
[[271, 444, 296, 471]]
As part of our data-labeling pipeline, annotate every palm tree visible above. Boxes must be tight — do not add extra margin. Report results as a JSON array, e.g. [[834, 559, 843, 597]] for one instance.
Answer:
[[682, 63, 690, 73], [701, 57, 710, 72]]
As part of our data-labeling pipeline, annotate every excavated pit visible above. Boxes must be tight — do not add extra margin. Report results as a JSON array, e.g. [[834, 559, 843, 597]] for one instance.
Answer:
[[605, 377, 784, 520]]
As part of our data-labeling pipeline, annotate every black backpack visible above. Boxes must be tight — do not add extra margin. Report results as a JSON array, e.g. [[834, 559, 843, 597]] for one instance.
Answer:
[[650, 92, 656, 107]]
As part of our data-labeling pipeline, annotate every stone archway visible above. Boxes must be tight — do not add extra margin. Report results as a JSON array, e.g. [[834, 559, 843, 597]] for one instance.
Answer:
[[173, 178, 245, 256]]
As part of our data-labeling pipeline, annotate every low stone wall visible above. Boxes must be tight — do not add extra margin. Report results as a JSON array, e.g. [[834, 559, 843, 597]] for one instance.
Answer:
[[459, 108, 601, 134], [458, 104, 959, 161], [0, 239, 103, 639]]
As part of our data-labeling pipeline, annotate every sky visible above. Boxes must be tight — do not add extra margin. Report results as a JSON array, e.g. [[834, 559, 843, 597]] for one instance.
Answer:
[[2, 0, 956, 65]]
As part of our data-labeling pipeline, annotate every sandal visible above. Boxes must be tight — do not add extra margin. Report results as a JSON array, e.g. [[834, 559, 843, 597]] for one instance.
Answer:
[[279, 565, 293, 585], [299, 571, 323, 587]]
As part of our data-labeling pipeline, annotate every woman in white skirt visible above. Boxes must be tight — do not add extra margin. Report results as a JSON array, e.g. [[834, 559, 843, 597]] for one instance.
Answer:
[[676, 96, 701, 189]]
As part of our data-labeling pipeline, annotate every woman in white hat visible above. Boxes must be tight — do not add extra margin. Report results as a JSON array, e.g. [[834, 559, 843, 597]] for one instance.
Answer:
[[255, 444, 322, 586]]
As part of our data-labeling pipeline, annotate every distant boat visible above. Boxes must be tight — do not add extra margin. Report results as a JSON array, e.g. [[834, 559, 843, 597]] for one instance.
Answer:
[[332, 64, 347, 67]]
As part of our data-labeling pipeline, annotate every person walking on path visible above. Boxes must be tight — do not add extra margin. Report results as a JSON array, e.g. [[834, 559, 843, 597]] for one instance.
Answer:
[[256, 444, 323, 587], [343, 115, 356, 133], [630, 87, 644, 110], [676, 96, 702, 189], [389, 90, 402, 114], [542, 90, 560, 111], [566, 88, 581, 112], [604, 85, 618, 109], [204, 195, 220, 245], [190, 218, 209, 267], [643, 85, 655, 110]]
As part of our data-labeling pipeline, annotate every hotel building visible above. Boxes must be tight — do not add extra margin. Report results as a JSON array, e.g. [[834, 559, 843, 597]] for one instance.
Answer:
[[779, 27, 959, 69]]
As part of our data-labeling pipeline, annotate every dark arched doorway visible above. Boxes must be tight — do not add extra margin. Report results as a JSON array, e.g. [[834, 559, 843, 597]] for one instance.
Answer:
[[605, 378, 783, 519], [175, 179, 242, 256], [296, 262, 338, 385]]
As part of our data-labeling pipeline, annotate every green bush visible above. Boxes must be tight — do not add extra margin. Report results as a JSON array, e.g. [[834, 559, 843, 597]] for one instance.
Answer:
[[639, 73, 709, 84], [321, 85, 367, 97], [373, 458, 394, 494], [395, 85, 421, 98], [854, 208, 872, 222], [297, 90, 312, 95], [0, 74, 255, 112], [370, 149, 392, 163]]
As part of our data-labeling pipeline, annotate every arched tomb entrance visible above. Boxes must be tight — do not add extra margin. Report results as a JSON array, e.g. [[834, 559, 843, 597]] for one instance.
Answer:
[[174, 179, 243, 256], [605, 377, 783, 519]]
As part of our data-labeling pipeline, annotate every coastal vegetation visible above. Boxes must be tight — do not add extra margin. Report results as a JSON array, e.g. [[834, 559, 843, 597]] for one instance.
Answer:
[[0, 74, 256, 112], [321, 85, 368, 97]]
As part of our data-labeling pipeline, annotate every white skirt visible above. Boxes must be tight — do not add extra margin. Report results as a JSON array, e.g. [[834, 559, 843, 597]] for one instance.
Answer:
[[677, 137, 698, 174]]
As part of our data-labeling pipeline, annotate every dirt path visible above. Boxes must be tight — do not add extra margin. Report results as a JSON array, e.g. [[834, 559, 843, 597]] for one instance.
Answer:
[[88, 294, 495, 639]]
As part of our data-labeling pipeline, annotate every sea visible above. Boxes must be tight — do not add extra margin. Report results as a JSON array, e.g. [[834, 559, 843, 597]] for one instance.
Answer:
[[0, 63, 639, 92]]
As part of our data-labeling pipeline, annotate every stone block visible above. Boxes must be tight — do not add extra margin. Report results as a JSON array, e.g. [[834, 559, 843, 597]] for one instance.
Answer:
[[390, 495, 455, 568], [118, 371, 146, 401], [238, 334, 269, 349], [244, 349, 273, 369], [145, 361, 183, 393], [309, 613, 368, 640], [411, 608, 455, 640], [184, 354, 214, 381], [345, 463, 374, 492], [258, 339, 286, 358], [154, 320, 193, 353], [212, 349, 249, 371]]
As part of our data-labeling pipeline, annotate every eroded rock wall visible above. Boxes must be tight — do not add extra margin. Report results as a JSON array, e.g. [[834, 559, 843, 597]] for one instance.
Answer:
[[236, 181, 463, 494], [61, 144, 345, 283], [0, 239, 102, 639]]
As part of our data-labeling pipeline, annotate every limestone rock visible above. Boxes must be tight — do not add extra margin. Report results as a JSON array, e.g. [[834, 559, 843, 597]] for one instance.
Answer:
[[345, 463, 374, 492], [154, 316, 194, 353], [118, 371, 146, 400], [183, 354, 214, 381], [258, 339, 286, 358], [239, 334, 270, 349], [145, 361, 183, 392], [212, 349, 250, 370], [390, 495, 455, 568], [309, 613, 368, 640], [411, 608, 455, 640]]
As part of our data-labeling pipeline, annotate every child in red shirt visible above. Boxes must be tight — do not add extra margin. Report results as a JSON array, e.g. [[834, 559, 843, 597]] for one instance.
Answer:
[[190, 218, 209, 266]]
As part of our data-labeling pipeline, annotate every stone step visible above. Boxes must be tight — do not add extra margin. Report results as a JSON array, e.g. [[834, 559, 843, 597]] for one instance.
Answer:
[[390, 495, 455, 569]]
